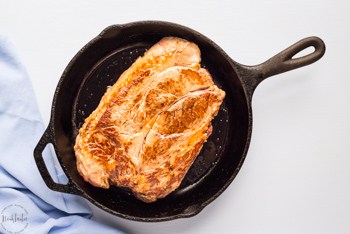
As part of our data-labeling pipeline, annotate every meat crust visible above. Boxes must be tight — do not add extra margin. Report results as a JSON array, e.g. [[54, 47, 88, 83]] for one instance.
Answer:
[[74, 37, 225, 202]]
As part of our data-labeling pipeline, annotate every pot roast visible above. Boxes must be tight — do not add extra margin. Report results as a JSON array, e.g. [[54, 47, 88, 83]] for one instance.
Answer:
[[74, 37, 225, 202]]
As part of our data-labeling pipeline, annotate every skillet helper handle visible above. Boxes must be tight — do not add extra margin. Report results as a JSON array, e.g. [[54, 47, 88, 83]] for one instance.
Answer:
[[34, 127, 81, 195], [241, 36, 326, 96]]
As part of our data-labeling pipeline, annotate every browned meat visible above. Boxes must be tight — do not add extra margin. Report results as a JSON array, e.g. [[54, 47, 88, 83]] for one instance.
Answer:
[[74, 37, 225, 202]]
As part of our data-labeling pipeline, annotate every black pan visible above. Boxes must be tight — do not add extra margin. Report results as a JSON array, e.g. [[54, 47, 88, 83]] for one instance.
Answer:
[[34, 21, 325, 222]]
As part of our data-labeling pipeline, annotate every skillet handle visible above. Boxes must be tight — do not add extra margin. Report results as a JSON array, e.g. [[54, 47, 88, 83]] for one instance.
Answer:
[[240, 36, 326, 97], [34, 127, 81, 195]]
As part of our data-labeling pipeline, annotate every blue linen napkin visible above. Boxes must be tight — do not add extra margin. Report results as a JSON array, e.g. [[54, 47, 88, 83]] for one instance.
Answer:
[[0, 36, 124, 234]]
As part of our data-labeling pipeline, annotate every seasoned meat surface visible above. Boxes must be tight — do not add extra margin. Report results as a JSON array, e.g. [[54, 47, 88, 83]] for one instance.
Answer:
[[74, 37, 225, 202]]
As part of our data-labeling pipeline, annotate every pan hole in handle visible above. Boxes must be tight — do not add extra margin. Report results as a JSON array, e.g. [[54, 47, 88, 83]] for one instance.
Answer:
[[41, 143, 69, 185], [291, 46, 315, 60]]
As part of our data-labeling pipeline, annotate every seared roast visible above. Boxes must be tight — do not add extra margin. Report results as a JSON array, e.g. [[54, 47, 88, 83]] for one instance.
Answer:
[[74, 37, 225, 202]]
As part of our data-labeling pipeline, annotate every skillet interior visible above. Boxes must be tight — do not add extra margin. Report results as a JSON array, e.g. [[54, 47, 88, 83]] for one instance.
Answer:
[[51, 22, 250, 221]]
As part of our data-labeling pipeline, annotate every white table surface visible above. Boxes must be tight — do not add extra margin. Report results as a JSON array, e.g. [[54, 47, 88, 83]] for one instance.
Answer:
[[1, 0, 350, 233]]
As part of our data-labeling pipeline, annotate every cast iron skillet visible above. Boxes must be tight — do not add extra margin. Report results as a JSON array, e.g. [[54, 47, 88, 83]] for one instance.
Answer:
[[33, 21, 325, 222]]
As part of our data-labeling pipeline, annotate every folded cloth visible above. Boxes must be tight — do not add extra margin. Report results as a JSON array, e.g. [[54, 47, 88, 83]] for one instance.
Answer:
[[0, 36, 124, 234]]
